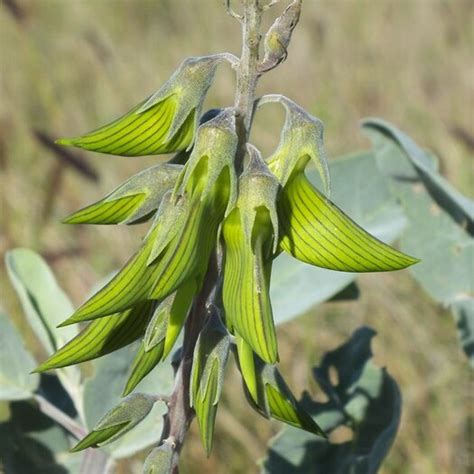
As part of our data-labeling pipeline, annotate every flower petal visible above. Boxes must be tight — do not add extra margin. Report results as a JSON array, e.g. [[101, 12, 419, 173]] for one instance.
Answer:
[[190, 311, 230, 456], [122, 342, 165, 396], [223, 208, 278, 364], [279, 171, 419, 271], [63, 164, 182, 225], [71, 393, 156, 451], [36, 301, 155, 371]]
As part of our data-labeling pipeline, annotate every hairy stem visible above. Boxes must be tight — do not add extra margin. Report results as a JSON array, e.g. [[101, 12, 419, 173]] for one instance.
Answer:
[[234, 0, 263, 168], [160, 253, 218, 473]]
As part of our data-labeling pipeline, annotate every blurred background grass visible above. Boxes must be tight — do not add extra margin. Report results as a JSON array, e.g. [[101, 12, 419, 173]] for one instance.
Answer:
[[0, 1, 472, 473]]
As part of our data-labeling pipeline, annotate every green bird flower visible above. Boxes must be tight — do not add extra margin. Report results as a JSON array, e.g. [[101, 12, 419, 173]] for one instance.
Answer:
[[57, 55, 230, 156]]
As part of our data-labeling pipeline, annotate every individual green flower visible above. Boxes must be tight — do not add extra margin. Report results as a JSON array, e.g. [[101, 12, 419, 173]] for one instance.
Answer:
[[262, 96, 418, 272], [57, 55, 229, 156], [222, 145, 280, 364], [71, 393, 158, 452], [190, 309, 230, 456], [235, 336, 325, 437], [63, 163, 182, 225]]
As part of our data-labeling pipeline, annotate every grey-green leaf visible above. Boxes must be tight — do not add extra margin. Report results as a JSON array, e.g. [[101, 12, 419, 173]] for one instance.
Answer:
[[0, 312, 39, 400], [451, 298, 474, 367], [5, 248, 81, 403], [0, 399, 82, 473], [363, 119, 474, 364], [5, 248, 77, 354], [363, 118, 474, 228], [261, 326, 401, 474]]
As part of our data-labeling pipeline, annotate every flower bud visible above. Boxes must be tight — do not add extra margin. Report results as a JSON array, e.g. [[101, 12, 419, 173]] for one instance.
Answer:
[[71, 393, 157, 452], [143, 443, 174, 474], [257, 0, 302, 73], [190, 309, 230, 456], [235, 337, 325, 438]]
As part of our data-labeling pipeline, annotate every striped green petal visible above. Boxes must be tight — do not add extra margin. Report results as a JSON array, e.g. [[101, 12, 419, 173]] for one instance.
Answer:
[[59, 222, 163, 325], [222, 150, 280, 364], [264, 382, 324, 436], [190, 312, 230, 456], [122, 341, 165, 396], [35, 301, 155, 371], [58, 55, 225, 157], [63, 164, 182, 225], [279, 171, 419, 272], [235, 338, 325, 437], [57, 96, 194, 157], [194, 359, 219, 457], [223, 208, 277, 364], [71, 393, 156, 451], [148, 193, 222, 301], [144, 278, 198, 358]]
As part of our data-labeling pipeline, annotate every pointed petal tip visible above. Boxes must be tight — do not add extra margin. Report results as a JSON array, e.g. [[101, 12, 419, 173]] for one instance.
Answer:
[[69, 441, 90, 453], [61, 214, 77, 225], [56, 317, 77, 328], [55, 137, 74, 147], [121, 387, 132, 397], [389, 254, 420, 271]]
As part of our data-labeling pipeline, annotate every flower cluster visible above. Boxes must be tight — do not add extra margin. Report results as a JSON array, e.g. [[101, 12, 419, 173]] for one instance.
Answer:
[[37, 55, 417, 454]]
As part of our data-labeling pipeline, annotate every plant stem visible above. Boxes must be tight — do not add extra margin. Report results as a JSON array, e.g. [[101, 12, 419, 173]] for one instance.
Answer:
[[157, 2, 264, 472], [160, 253, 218, 473], [34, 393, 86, 439], [234, 0, 263, 168]]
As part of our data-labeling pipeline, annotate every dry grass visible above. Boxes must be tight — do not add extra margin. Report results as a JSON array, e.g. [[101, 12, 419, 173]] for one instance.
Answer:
[[0, 1, 472, 473]]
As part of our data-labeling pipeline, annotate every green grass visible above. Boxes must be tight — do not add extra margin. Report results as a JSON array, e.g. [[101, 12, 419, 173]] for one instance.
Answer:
[[0, 1, 472, 473]]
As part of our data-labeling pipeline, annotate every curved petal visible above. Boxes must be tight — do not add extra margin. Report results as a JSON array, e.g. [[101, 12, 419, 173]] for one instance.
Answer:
[[122, 342, 165, 396], [279, 172, 419, 272], [63, 164, 182, 225], [223, 208, 278, 364], [36, 301, 155, 371], [58, 96, 195, 156]]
